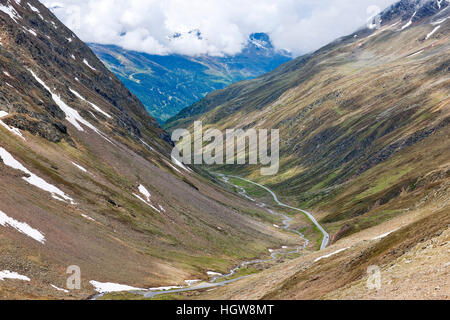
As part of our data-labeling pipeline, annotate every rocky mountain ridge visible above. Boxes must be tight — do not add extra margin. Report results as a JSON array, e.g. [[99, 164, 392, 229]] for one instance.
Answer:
[[0, 0, 295, 299]]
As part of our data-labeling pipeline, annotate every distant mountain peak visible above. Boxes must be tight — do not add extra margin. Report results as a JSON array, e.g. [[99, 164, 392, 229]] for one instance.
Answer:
[[248, 33, 273, 50], [378, 0, 449, 26], [245, 32, 291, 57]]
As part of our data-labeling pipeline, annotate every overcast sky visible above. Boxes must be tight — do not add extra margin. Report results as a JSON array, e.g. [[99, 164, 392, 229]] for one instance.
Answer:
[[43, 0, 397, 57]]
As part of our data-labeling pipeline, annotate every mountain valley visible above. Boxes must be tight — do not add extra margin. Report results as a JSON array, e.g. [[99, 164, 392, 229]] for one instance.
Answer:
[[0, 0, 449, 300]]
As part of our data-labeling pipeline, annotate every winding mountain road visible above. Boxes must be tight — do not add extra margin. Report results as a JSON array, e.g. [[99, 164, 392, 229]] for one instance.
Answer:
[[227, 175, 330, 250], [93, 173, 328, 299]]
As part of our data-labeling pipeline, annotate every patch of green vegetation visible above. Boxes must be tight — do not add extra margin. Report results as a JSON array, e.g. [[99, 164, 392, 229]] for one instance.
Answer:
[[332, 105, 345, 115], [228, 177, 267, 198], [417, 111, 431, 121], [354, 167, 413, 201], [310, 169, 343, 192]]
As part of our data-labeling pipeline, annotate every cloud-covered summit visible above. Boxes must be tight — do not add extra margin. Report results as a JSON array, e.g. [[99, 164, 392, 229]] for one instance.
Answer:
[[44, 0, 397, 57]]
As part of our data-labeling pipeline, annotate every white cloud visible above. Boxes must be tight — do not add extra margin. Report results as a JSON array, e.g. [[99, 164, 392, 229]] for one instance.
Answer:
[[43, 0, 397, 56]]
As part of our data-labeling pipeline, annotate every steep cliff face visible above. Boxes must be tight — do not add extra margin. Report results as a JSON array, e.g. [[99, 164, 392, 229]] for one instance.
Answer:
[[0, 0, 294, 299]]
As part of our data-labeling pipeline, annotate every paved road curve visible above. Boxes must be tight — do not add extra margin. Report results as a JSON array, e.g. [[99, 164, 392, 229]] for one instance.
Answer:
[[92, 174, 328, 300], [228, 175, 330, 250]]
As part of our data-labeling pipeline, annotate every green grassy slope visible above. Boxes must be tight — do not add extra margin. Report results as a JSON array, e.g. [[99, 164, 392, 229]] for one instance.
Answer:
[[0, 0, 297, 299]]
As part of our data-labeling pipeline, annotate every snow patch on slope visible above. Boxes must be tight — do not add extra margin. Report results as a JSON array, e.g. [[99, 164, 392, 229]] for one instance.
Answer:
[[171, 155, 192, 173], [81, 214, 95, 222], [425, 25, 441, 39], [409, 49, 424, 57], [133, 193, 161, 213], [50, 284, 68, 293], [72, 162, 88, 173], [314, 247, 350, 262], [401, 11, 416, 30], [0, 111, 25, 140], [27, 3, 40, 14], [431, 16, 449, 25], [0, 147, 75, 204], [140, 138, 154, 151], [0, 210, 46, 243], [185, 279, 201, 286], [0, 2, 21, 22], [69, 89, 112, 119], [372, 229, 399, 241], [0, 270, 30, 281], [24, 28, 37, 36], [83, 59, 96, 71], [28, 69, 112, 143], [138, 184, 151, 202], [90, 280, 145, 293], [133, 184, 164, 212]]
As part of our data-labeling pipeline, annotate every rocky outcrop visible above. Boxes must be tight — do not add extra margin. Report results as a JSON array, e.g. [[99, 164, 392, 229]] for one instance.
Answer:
[[3, 114, 72, 143]]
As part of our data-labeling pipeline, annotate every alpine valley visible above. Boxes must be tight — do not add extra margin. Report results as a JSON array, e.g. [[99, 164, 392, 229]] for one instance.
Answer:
[[88, 33, 291, 123], [165, 0, 450, 299], [0, 0, 298, 299], [0, 0, 449, 301]]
